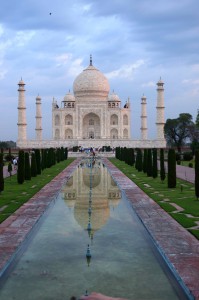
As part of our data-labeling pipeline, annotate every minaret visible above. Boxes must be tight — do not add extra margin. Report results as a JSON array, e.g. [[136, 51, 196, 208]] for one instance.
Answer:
[[140, 94, 148, 140], [156, 78, 165, 140], [17, 79, 27, 141], [35, 95, 42, 140]]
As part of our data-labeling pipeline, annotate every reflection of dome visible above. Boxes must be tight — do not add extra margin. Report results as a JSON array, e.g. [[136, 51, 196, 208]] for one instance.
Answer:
[[74, 200, 110, 232], [108, 92, 120, 102], [63, 91, 75, 102], [83, 168, 101, 188], [73, 61, 110, 99]]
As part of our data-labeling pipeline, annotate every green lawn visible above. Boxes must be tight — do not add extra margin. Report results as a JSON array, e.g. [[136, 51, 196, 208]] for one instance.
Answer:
[[109, 158, 199, 240], [0, 159, 74, 223]]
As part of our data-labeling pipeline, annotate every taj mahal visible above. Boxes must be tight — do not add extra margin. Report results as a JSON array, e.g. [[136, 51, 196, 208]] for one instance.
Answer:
[[16, 56, 166, 149]]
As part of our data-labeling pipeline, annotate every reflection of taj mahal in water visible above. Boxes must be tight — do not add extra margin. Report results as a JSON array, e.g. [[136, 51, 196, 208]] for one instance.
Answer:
[[17, 55, 166, 149], [62, 159, 121, 234]]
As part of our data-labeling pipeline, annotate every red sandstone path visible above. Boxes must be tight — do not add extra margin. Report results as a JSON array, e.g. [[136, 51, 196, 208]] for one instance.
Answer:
[[0, 158, 198, 300]]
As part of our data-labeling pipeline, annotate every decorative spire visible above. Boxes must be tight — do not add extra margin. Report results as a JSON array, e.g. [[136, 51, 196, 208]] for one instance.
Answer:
[[90, 54, 92, 66]]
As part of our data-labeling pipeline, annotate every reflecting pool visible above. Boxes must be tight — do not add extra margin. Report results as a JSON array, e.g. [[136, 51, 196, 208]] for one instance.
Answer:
[[0, 158, 188, 299]]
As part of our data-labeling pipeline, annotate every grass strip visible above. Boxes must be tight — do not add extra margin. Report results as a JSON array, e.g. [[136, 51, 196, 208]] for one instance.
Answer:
[[109, 158, 199, 239], [0, 159, 75, 223]]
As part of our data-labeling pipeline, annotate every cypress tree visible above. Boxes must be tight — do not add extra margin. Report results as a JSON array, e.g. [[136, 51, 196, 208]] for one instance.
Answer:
[[195, 150, 199, 200], [24, 152, 31, 180], [125, 148, 129, 165], [35, 149, 41, 175], [143, 149, 148, 173], [131, 148, 135, 166], [44, 149, 48, 168], [117, 147, 121, 160], [167, 148, 176, 188], [61, 147, 64, 161], [152, 148, 158, 178], [135, 149, 139, 170], [41, 149, 45, 170], [56, 148, 61, 163], [17, 150, 25, 184], [160, 148, 166, 182], [0, 153, 4, 193], [65, 148, 68, 160], [31, 152, 37, 177], [147, 149, 153, 177], [137, 149, 143, 172]]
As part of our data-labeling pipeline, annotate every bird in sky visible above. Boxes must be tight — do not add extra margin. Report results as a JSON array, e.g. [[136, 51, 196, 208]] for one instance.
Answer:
[[49, 12, 52, 15]]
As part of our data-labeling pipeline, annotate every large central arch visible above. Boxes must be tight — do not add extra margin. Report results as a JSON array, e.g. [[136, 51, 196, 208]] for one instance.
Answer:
[[82, 113, 100, 139]]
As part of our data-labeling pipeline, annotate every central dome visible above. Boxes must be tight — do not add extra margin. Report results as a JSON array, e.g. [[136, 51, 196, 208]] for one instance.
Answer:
[[73, 61, 110, 99]]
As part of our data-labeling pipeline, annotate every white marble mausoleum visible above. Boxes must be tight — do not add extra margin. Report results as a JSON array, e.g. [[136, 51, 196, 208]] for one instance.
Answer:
[[17, 56, 166, 149]]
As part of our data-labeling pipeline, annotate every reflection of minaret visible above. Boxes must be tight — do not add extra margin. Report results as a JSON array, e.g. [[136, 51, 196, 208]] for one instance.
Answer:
[[35, 95, 42, 140], [141, 94, 147, 140], [156, 78, 165, 140], [17, 79, 27, 142]]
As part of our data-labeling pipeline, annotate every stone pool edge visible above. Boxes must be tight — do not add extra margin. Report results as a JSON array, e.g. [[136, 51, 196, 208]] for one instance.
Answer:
[[0, 158, 82, 278], [103, 158, 199, 300]]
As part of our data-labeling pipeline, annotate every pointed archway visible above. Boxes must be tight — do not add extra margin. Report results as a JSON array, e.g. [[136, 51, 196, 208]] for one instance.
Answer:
[[83, 113, 100, 139]]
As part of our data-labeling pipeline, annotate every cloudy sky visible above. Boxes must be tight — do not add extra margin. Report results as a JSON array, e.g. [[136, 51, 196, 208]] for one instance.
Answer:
[[0, 0, 199, 141]]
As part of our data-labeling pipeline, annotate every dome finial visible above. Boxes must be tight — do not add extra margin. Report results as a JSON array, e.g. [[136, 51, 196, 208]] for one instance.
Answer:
[[90, 54, 92, 66]]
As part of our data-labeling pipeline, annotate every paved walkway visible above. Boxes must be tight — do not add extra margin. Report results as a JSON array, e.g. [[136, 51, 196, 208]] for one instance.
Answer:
[[3, 164, 17, 178], [0, 158, 198, 299]]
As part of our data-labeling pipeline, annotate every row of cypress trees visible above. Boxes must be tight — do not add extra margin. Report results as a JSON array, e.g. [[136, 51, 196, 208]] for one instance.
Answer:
[[17, 147, 68, 185], [116, 147, 164, 181], [115, 147, 199, 199]]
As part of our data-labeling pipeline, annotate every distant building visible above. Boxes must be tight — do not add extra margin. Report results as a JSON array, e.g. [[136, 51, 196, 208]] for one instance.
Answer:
[[17, 56, 166, 149]]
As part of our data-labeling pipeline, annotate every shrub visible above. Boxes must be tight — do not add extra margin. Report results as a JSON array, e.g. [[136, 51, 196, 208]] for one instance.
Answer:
[[177, 160, 181, 165], [73, 146, 78, 152], [175, 152, 181, 161], [183, 152, 193, 161], [189, 162, 193, 168]]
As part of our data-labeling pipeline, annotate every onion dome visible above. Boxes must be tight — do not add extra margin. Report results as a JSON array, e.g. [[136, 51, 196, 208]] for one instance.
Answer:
[[63, 91, 75, 102], [73, 56, 110, 99], [108, 91, 120, 102]]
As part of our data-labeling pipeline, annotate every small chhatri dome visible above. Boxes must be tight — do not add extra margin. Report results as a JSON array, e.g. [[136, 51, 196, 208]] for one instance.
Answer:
[[63, 90, 75, 102], [108, 91, 120, 102], [73, 56, 110, 99]]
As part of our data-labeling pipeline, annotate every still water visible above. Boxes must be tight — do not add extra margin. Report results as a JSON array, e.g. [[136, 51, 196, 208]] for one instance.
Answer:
[[0, 158, 186, 299]]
